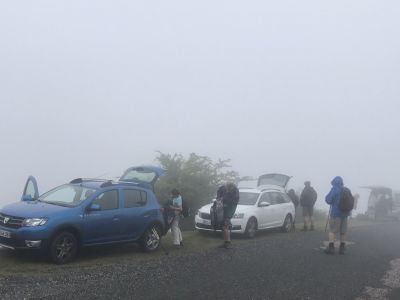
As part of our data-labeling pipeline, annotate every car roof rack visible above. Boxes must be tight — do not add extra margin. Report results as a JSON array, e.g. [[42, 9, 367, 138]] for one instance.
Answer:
[[70, 178, 109, 184], [70, 178, 83, 184], [100, 180, 113, 188]]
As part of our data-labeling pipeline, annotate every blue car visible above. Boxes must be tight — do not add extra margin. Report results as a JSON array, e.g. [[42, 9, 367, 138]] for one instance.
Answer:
[[0, 166, 166, 264]]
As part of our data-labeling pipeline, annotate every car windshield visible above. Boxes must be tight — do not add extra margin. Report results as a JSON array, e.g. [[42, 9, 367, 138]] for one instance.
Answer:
[[239, 192, 260, 205], [38, 184, 96, 207]]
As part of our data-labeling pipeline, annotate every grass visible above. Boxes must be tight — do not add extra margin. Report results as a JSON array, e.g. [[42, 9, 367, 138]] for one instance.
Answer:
[[0, 230, 230, 276]]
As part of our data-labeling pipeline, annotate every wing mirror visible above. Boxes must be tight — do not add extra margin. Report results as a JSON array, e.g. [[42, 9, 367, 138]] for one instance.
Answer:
[[259, 201, 271, 207], [87, 203, 101, 212], [22, 195, 34, 202]]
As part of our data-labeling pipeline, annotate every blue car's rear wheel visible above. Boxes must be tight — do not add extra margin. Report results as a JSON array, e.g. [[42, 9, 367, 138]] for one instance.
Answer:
[[50, 231, 78, 264], [140, 225, 161, 252]]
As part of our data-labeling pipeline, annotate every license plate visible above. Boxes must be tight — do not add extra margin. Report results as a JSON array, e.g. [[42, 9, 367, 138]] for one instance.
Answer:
[[202, 219, 211, 225], [0, 230, 11, 239]]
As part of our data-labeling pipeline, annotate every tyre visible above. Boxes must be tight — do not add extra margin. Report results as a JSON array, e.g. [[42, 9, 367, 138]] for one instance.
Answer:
[[282, 214, 293, 233], [140, 225, 162, 252], [244, 217, 258, 238], [49, 231, 78, 264]]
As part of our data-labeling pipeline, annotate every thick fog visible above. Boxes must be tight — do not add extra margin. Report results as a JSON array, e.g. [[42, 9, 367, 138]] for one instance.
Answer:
[[1, 1, 399, 213]]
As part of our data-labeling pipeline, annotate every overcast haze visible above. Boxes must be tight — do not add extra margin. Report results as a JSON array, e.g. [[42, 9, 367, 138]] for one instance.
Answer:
[[1, 1, 399, 212]]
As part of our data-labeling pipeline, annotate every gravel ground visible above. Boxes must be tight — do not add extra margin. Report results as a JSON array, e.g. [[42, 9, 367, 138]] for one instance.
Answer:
[[1, 221, 400, 300]]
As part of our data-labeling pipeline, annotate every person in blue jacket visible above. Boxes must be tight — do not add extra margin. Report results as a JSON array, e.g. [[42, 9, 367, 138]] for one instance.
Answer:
[[325, 176, 350, 255]]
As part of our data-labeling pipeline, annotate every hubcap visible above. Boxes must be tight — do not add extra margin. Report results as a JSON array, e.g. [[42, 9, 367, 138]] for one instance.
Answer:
[[146, 228, 160, 250], [56, 236, 74, 260]]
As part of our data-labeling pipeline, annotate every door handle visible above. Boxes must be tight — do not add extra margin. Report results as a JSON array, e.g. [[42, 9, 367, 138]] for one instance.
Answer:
[[113, 217, 120, 222]]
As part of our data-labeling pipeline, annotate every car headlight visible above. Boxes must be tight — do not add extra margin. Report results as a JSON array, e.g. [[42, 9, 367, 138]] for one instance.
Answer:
[[23, 218, 48, 227], [232, 213, 244, 219]]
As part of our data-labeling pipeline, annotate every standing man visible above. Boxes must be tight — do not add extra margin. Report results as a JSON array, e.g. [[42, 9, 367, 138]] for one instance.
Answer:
[[300, 181, 318, 231], [219, 182, 239, 249], [325, 176, 351, 255]]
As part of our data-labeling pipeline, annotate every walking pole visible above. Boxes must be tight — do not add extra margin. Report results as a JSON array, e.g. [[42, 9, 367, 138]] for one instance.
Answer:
[[325, 206, 332, 232]]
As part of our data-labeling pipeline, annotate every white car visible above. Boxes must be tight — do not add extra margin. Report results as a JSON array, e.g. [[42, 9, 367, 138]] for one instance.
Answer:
[[195, 173, 295, 238]]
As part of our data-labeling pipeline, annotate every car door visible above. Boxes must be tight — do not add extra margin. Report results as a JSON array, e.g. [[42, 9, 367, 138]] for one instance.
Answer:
[[119, 166, 165, 191], [120, 188, 149, 240], [268, 192, 285, 226], [82, 189, 123, 244], [21, 176, 39, 201], [257, 192, 275, 229], [257, 173, 291, 189]]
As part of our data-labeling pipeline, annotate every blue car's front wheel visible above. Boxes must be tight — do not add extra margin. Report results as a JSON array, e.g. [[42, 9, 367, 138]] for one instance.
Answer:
[[49, 231, 78, 264]]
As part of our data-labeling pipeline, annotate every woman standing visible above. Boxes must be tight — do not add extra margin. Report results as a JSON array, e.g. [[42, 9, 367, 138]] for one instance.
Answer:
[[170, 189, 183, 247]]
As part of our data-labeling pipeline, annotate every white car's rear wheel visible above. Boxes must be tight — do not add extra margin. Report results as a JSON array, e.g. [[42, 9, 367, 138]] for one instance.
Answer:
[[245, 217, 258, 238]]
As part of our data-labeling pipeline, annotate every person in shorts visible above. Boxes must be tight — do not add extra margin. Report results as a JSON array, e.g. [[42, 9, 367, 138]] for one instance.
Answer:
[[325, 176, 350, 255], [219, 182, 239, 249], [300, 181, 318, 231]]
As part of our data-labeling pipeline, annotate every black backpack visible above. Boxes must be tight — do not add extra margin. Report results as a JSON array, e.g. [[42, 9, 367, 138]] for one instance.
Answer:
[[339, 187, 354, 212], [210, 199, 224, 230], [181, 199, 190, 218]]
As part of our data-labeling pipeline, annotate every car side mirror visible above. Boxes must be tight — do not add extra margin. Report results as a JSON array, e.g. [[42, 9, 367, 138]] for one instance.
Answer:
[[22, 195, 34, 202], [87, 203, 101, 212], [259, 201, 271, 207]]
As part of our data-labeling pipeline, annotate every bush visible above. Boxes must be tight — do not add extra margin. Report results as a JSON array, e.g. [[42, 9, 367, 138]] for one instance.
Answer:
[[154, 152, 239, 230]]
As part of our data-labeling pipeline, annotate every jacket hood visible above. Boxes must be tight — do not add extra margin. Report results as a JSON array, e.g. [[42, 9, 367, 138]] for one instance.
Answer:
[[331, 176, 344, 188]]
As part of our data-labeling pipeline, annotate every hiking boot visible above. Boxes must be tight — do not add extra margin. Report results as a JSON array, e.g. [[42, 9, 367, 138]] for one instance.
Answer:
[[324, 242, 335, 255], [339, 242, 345, 255], [218, 241, 232, 249], [301, 226, 308, 232], [180, 241, 184, 247]]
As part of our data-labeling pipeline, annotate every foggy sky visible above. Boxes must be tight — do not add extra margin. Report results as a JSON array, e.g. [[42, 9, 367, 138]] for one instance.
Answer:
[[1, 1, 399, 213]]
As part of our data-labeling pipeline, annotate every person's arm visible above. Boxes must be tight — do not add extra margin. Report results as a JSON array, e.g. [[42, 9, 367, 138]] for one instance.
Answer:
[[325, 189, 335, 205], [170, 196, 182, 211]]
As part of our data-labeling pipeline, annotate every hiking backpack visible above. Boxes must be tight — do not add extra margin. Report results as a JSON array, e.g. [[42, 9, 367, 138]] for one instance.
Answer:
[[210, 199, 224, 230], [339, 187, 355, 212], [181, 199, 190, 218]]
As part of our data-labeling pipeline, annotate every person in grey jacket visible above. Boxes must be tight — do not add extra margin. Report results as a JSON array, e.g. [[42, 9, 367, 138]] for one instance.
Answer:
[[300, 181, 317, 231]]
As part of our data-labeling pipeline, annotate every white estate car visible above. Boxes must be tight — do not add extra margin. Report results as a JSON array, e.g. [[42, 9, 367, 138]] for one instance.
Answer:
[[195, 174, 295, 238]]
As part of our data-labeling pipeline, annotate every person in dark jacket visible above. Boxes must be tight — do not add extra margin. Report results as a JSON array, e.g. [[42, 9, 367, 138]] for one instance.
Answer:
[[219, 182, 239, 249], [325, 176, 350, 255], [287, 189, 299, 230], [300, 181, 318, 231]]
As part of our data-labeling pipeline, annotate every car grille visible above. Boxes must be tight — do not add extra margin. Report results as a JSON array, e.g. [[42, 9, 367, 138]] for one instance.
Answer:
[[200, 212, 211, 220], [0, 214, 24, 229]]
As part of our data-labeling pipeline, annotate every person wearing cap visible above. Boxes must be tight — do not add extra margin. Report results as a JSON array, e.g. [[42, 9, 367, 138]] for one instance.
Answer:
[[300, 181, 318, 231]]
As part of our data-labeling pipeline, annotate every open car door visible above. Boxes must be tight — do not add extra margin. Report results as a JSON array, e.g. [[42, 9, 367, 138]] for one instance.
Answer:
[[119, 166, 165, 190], [257, 173, 291, 189], [21, 176, 39, 201]]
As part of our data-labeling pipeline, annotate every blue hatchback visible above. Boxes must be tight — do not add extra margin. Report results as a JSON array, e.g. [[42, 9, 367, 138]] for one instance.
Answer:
[[0, 166, 166, 264]]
